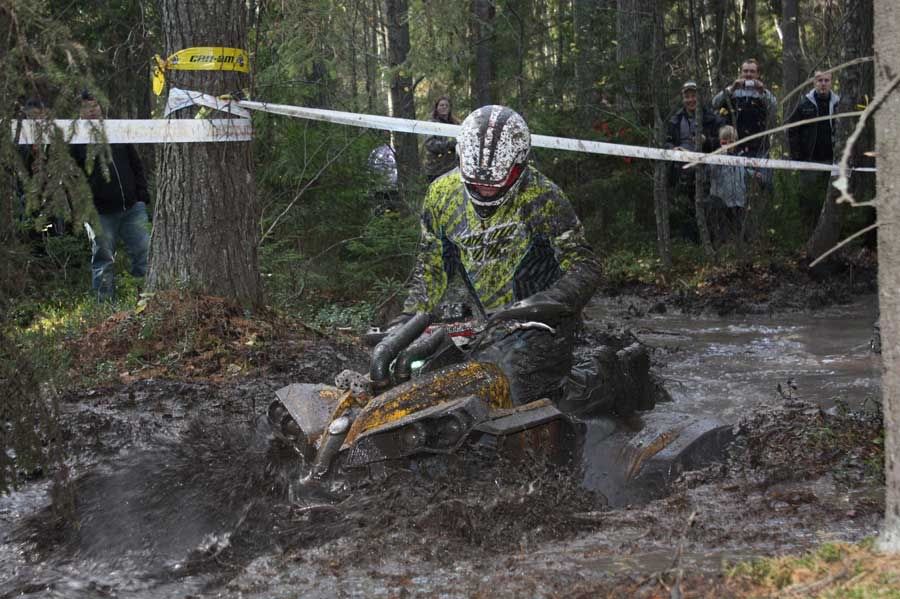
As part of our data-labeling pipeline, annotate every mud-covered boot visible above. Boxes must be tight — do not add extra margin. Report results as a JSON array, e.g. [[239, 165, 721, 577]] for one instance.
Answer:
[[557, 343, 656, 417]]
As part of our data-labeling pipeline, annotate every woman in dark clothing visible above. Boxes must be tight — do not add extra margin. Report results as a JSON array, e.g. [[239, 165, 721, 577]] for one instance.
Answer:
[[423, 96, 460, 182]]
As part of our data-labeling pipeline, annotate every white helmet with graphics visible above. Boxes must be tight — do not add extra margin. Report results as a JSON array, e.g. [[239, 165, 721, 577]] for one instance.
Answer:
[[458, 105, 531, 219]]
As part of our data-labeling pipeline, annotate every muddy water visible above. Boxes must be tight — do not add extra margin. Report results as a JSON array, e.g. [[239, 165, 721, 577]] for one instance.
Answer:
[[579, 295, 879, 508], [0, 297, 883, 598], [589, 294, 880, 420]]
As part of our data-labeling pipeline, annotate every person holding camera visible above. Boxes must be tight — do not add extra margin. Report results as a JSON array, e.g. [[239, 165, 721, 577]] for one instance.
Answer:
[[712, 58, 778, 158]]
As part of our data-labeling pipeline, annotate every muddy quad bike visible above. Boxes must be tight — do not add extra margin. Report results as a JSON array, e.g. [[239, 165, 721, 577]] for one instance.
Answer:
[[269, 306, 734, 506]]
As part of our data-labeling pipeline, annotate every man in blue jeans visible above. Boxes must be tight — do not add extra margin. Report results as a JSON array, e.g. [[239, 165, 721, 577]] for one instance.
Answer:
[[73, 92, 151, 301]]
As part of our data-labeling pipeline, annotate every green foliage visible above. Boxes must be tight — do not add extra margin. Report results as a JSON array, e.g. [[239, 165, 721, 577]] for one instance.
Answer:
[[344, 210, 419, 282], [309, 301, 373, 332], [602, 247, 662, 286], [728, 557, 772, 582]]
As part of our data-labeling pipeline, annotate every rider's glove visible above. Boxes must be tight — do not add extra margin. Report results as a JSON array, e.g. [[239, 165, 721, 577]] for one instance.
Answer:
[[487, 292, 574, 326]]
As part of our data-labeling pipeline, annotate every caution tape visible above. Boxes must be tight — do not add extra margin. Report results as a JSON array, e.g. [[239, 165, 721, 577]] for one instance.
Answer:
[[12, 119, 252, 144], [165, 88, 250, 118], [6, 89, 878, 176], [152, 47, 250, 96], [228, 98, 871, 174]]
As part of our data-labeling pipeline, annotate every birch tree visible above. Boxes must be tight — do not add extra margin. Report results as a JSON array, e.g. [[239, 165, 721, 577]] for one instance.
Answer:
[[875, 0, 900, 554]]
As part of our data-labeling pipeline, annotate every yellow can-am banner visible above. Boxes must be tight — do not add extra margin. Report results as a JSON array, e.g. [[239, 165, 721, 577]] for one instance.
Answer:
[[152, 47, 250, 95]]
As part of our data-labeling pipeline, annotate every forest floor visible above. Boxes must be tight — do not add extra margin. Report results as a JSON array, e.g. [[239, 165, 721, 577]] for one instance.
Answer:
[[1, 252, 893, 598]]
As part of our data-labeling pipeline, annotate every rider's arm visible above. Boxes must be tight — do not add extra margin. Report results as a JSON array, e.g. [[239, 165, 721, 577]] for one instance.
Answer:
[[402, 199, 449, 315], [530, 188, 602, 315]]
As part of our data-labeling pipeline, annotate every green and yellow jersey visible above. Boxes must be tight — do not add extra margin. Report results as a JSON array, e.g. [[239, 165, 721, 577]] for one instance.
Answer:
[[403, 166, 601, 316]]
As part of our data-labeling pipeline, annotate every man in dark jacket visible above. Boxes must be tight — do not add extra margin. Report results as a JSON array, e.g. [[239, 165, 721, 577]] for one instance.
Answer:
[[73, 93, 151, 301], [786, 71, 840, 233], [665, 81, 724, 242], [712, 59, 778, 158], [666, 81, 723, 155]]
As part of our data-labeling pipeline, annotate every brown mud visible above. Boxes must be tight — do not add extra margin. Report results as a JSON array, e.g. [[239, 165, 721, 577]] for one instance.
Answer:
[[0, 275, 887, 598]]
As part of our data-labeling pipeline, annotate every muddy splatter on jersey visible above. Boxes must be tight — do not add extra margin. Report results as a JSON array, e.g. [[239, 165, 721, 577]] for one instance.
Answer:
[[403, 165, 601, 315]]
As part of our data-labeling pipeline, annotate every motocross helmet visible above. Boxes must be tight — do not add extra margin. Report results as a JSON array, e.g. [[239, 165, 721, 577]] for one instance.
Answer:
[[458, 105, 531, 219]]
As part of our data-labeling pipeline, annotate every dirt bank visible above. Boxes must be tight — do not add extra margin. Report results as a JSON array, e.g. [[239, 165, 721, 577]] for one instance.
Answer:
[[603, 249, 878, 317]]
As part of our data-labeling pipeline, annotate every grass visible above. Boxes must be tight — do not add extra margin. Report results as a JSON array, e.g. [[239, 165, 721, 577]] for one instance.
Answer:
[[726, 541, 900, 598]]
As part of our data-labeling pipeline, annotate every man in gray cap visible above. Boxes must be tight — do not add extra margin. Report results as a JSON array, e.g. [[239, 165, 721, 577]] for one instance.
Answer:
[[666, 81, 724, 154], [665, 80, 724, 241]]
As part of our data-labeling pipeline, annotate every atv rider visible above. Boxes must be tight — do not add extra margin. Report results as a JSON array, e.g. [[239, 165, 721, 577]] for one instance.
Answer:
[[400, 105, 652, 416]]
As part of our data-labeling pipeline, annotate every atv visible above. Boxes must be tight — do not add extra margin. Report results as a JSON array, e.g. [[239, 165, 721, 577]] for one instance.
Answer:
[[269, 307, 733, 506]]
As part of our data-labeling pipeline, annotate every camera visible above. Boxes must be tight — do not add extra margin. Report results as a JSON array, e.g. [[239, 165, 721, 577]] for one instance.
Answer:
[[743, 79, 759, 88]]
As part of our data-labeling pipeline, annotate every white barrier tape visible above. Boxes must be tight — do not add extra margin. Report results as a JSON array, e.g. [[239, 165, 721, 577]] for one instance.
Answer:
[[11, 118, 252, 144], [8, 93, 877, 176], [235, 99, 871, 174], [165, 87, 250, 118]]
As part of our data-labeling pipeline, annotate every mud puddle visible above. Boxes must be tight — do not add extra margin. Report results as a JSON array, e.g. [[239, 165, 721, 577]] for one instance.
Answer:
[[0, 296, 886, 598], [588, 294, 880, 420]]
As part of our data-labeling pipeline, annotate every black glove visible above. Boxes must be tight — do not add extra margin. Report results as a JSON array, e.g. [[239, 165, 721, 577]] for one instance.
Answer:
[[487, 293, 574, 325]]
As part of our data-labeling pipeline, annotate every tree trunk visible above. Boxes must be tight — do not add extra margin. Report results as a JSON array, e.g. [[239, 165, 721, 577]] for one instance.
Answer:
[[695, 165, 715, 259], [365, 0, 378, 112], [573, 0, 594, 120], [781, 0, 803, 114], [712, 0, 729, 86], [383, 0, 420, 185], [688, 1, 714, 258], [651, 3, 671, 268], [148, 0, 260, 305], [653, 140, 673, 269], [472, 0, 494, 106], [631, 0, 664, 231], [742, 0, 758, 57], [806, 0, 874, 260], [874, 0, 900, 554], [615, 0, 653, 115], [508, 0, 526, 107]]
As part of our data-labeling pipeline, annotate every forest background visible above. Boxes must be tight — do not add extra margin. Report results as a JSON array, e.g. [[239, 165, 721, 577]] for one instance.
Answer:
[[1, 0, 878, 324]]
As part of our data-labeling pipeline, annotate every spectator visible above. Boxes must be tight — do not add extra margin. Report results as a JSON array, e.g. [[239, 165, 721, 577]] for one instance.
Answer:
[[712, 59, 778, 158], [72, 91, 151, 301], [665, 81, 724, 242], [422, 96, 459, 182], [666, 81, 723, 155], [787, 70, 840, 233], [367, 143, 401, 214], [707, 125, 769, 244]]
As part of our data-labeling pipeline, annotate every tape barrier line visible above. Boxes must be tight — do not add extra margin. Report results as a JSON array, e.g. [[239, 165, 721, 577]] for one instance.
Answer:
[[7, 92, 877, 175], [234, 99, 870, 174], [12, 119, 252, 144], [166, 88, 250, 118], [152, 47, 250, 96]]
